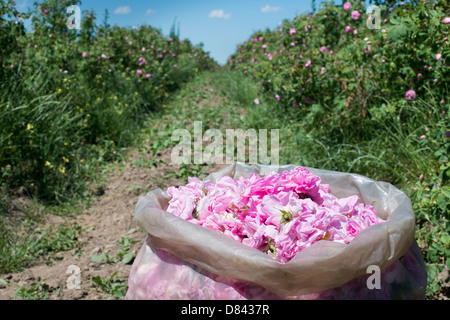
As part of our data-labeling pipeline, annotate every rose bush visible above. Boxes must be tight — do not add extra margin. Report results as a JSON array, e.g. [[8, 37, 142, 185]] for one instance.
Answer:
[[0, 0, 216, 201], [226, 0, 449, 298]]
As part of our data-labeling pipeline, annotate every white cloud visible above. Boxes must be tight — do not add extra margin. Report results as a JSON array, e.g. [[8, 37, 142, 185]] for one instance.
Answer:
[[114, 6, 131, 15], [208, 9, 231, 19], [261, 4, 283, 13], [146, 9, 156, 16]]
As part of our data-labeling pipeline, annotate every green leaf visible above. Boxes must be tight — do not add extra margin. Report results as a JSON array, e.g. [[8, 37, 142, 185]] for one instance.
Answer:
[[440, 234, 450, 245], [436, 194, 447, 211], [0, 278, 8, 287], [92, 276, 101, 285], [91, 254, 108, 263], [112, 289, 125, 298], [121, 251, 135, 265], [441, 187, 450, 199], [388, 24, 408, 42]]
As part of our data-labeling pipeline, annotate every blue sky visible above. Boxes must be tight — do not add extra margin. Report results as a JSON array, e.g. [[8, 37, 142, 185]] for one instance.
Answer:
[[88, 0, 319, 65], [87, 0, 316, 65], [15, 0, 341, 65]]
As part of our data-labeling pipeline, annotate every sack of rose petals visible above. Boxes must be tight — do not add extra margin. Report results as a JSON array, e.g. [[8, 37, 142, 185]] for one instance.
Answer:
[[126, 163, 427, 300]]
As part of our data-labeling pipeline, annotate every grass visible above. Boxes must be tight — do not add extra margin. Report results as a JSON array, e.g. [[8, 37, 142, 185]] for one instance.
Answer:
[[0, 217, 83, 273], [15, 278, 52, 300]]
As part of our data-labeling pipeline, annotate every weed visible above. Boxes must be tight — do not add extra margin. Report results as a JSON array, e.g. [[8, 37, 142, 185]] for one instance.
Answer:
[[92, 272, 128, 300], [15, 278, 51, 300]]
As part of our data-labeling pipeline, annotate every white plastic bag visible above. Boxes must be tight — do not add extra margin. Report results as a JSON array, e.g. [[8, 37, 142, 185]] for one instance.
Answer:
[[126, 163, 427, 299]]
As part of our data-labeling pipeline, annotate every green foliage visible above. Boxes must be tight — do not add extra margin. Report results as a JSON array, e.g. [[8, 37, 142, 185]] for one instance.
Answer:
[[0, 220, 83, 273], [92, 271, 128, 300], [15, 278, 51, 300], [0, 0, 217, 204], [90, 236, 138, 265]]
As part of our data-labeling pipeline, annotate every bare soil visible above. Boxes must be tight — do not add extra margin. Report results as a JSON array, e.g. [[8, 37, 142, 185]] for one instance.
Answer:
[[0, 144, 226, 300]]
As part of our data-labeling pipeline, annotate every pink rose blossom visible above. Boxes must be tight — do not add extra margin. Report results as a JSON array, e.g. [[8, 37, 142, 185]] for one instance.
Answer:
[[351, 11, 360, 20], [343, 2, 351, 11], [289, 28, 296, 35], [346, 221, 362, 239], [320, 46, 328, 53], [305, 59, 312, 68], [166, 167, 385, 264], [443, 17, 450, 24], [136, 69, 143, 75], [345, 25, 351, 33], [436, 53, 442, 61], [405, 89, 416, 100]]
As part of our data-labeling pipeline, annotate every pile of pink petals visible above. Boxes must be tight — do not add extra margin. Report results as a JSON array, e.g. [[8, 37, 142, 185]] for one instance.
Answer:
[[166, 167, 385, 263]]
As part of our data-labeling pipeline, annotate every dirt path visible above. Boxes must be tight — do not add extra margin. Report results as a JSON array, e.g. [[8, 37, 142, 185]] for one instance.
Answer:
[[0, 78, 230, 300]]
